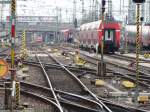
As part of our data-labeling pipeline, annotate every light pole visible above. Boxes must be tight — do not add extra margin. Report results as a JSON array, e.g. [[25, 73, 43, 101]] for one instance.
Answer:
[[100, 0, 105, 77]]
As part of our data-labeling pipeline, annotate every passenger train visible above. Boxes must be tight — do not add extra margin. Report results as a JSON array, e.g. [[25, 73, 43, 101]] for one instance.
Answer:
[[77, 20, 121, 53], [125, 25, 150, 49]]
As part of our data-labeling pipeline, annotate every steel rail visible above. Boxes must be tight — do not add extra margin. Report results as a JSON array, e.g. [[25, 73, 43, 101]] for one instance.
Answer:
[[98, 96, 148, 112], [21, 81, 136, 112], [21, 90, 100, 112], [113, 53, 150, 63], [0, 81, 131, 112], [106, 54, 150, 72], [20, 81, 105, 111], [0, 48, 9, 53], [35, 54, 64, 112], [21, 91, 60, 110], [64, 46, 149, 76], [0, 84, 60, 111], [21, 59, 97, 73], [0, 82, 101, 112], [45, 51, 112, 112], [20, 82, 101, 112], [5, 52, 150, 88], [78, 51, 149, 76]]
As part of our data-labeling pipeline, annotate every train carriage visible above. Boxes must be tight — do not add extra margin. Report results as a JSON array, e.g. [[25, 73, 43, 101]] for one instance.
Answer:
[[78, 20, 121, 53], [125, 25, 150, 48]]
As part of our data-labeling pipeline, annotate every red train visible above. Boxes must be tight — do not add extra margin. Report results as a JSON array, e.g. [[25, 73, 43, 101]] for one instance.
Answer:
[[77, 20, 121, 53], [60, 29, 74, 43]]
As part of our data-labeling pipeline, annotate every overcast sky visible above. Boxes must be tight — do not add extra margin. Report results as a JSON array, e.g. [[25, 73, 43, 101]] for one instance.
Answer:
[[0, 0, 129, 21]]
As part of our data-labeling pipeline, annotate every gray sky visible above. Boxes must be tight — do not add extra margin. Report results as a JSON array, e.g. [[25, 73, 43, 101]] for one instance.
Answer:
[[0, 0, 129, 21]]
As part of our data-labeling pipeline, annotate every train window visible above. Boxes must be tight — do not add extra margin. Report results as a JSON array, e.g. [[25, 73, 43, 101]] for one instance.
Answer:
[[104, 30, 114, 41], [91, 33, 93, 38], [105, 31, 109, 40], [110, 30, 114, 40]]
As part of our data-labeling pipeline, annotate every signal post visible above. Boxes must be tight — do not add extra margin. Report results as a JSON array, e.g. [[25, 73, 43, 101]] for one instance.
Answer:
[[99, 0, 106, 77], [10, 0, 20, 110]]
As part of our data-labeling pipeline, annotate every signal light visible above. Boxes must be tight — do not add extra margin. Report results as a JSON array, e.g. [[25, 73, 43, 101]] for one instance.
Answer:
[[102, 0, 106, 13], [102, 0, 106, 7], [132, 0, 145, 3], [140, 17, 144, 22]]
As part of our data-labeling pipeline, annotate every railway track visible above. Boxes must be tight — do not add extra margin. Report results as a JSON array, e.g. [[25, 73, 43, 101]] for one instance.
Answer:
[[58, 45, 150, 88], [71, 51, 150, 88], [61, 44, 150, 74], [20, 45, 109, 111], [1, 49, 103, 111], [38, 46, 149, 112], [20, 82, 103, 112], [1, 77, 147, 112], [106, 53, 150, 74], [1, 44, 149, 111], [43, 44, 150, 111], [20, 81, 149, 112], [113, 53, 150, 63], [35, 47, 112, 112], [0, 48, 9, 59]]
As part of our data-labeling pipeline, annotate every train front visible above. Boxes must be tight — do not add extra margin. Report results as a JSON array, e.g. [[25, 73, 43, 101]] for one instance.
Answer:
[[99, 21, 121, 53]]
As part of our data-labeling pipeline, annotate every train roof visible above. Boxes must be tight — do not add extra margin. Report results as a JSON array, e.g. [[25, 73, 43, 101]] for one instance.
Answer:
[[80, 20, 102, 31], [80, 20, 121, 31], [60, 28, 75, 33], [126, 25, 150, 33], [60, 29, 69, 33]]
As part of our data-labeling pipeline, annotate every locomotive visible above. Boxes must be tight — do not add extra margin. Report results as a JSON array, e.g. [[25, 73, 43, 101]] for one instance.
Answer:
[[125, 25, 150, 49], [60, 29, 74, 43], [77, 20, 121, 53]]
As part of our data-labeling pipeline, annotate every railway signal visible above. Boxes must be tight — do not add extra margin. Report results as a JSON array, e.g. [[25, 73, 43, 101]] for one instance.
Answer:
[[102, 0, 106, 13]]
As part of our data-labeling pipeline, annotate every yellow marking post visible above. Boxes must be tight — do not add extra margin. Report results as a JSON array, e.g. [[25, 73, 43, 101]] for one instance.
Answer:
[[95, 79, 105, 86], [143, 53, 150, 59], [122, 81, 135, 88], [15, 82, 20, 106], [53, 49, 58, 52], [74, 51, 86, 66], [11, 0, 16, 13], [138, 96, 149, 103], [20, 30, 28, 59], [11, 48, 15, 65]]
